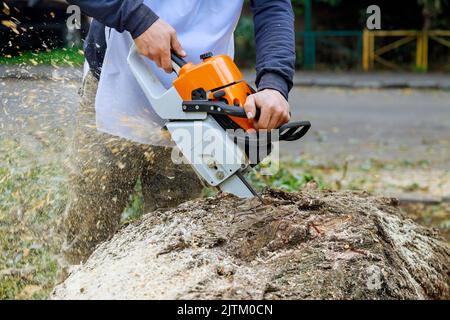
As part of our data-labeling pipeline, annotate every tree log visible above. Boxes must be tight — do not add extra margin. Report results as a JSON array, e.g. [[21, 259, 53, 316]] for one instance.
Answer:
[[52, 189, 450, 300]]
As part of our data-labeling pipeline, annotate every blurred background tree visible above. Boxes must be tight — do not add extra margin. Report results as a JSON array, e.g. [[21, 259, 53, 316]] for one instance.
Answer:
[[418, 0, 447, 29]]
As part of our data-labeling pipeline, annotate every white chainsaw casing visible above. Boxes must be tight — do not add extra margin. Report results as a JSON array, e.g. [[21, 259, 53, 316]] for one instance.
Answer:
[[166, 117, 247, 187]]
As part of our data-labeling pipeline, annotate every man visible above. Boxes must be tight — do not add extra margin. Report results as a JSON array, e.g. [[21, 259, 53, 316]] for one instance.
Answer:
[[61, 0, 296, 271]]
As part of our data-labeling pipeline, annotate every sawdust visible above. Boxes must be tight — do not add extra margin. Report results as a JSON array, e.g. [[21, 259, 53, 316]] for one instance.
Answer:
[[51, 189, 450, 300]]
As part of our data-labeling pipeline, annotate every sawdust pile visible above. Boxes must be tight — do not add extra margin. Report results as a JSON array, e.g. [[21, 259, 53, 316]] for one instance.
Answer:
[[52, 189, 450, 300]]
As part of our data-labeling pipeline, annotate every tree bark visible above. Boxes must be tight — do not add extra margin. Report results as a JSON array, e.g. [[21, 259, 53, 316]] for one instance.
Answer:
[[52, 189, 450, 300]]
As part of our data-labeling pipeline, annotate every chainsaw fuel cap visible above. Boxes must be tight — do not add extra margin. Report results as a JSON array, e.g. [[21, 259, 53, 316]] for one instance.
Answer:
[[200, 52, 213, 60]]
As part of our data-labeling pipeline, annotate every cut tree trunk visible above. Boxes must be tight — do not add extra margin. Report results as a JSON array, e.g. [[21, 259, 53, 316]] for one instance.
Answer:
[[52, 189, 450, 300]]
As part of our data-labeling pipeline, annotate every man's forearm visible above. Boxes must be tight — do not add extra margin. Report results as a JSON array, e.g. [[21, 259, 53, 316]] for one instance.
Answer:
[[251, 0, 296, 100], [66, 0, 159, 38]]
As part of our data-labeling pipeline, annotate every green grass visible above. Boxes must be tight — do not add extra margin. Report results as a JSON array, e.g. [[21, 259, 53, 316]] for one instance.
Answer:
[[248, 158, 330, 192], [0, 137, 67, 299], [121, 179, 145, 225], [0, 48, 84, 66]]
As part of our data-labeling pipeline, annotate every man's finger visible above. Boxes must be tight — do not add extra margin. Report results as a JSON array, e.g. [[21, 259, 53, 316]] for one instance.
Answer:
[[256, 107, 271, 130], [244, 95, 257, 121], [154, 55, 162, 68], [137, 46, 151, 61], [171, 33, 186, 57], [268, 112, 282, 130], [161, 49, 173, 73]]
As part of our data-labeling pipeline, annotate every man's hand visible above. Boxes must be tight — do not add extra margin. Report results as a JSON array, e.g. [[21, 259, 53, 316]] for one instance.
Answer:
[[134, 19, 186, 73], [244, 89, 291, 130]]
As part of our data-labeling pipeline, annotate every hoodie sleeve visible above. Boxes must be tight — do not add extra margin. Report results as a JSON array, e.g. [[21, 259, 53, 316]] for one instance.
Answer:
[[250, 0, 296, 100], [66, 0, 159, 38]]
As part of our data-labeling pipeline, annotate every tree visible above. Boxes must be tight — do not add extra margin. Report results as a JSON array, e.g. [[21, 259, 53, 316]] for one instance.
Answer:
[[418, 0, 447, 29]]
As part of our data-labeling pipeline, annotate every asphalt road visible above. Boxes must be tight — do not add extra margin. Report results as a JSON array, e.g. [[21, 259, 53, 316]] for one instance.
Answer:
[[1, 78, 450, 168], [289, 87, 450, 168]]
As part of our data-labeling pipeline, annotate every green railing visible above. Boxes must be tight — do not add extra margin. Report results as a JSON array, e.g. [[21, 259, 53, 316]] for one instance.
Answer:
[[299, 0, 363, 69], [297, 30, 363, 69]]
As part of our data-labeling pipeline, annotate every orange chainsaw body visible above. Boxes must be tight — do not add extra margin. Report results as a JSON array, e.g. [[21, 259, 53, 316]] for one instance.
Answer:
[[173, 55, 254, 131]]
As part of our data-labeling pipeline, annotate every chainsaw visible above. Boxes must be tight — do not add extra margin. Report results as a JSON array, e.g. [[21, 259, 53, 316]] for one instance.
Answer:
[[127, 47, 311, 200]]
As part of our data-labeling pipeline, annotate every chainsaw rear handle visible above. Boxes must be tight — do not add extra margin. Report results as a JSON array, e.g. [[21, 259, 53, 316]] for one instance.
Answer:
[[226, 119, 312, 143], [229, 107, 311, 142]]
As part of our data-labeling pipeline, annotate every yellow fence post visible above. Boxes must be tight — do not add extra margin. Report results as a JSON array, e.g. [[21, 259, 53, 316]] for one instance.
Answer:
[[369, 31, 375, 70], [416, 31, 429, 72], [416, 32, 423, 70], [363, 29, 370, 71], [422, 31, 429, 71]]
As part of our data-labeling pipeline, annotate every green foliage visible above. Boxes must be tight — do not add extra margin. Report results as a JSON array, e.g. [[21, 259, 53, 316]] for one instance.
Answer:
[[247, 159, 329, 192], [121, 179, 145, 224], [0, 48, 84, 66], [418, 0, 446, 15], [417, 0, 449, 28], [234, 15, 256, 67]]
